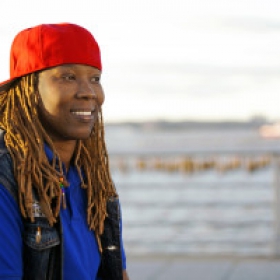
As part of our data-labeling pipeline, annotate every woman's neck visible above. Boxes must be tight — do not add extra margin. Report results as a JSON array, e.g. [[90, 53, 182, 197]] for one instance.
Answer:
[[53, 140, 77, 171]]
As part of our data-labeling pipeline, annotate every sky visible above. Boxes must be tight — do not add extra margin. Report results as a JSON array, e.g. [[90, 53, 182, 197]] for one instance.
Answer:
[[0, 0, 280, 122]]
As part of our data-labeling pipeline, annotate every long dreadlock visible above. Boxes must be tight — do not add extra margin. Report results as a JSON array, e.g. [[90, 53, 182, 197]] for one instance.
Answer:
[[0, 73, 117, 251]]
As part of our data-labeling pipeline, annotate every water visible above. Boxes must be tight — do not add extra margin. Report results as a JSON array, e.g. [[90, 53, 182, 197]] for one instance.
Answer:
[[105, 125, 280, 257]]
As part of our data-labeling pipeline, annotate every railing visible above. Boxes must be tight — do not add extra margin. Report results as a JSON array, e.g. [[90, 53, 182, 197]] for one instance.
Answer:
[[108, 148, 280, 257]]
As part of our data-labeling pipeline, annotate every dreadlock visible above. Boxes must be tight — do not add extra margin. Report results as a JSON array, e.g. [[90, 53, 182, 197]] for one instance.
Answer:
[[0, 73, 117, 251]]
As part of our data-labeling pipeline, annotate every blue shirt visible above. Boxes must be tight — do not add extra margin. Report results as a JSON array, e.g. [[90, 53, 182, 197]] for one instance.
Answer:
[[0, 144, 126, 279]]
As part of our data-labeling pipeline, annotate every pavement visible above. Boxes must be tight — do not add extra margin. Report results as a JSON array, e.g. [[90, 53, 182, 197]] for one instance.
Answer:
[[126, 255, 280, 280]]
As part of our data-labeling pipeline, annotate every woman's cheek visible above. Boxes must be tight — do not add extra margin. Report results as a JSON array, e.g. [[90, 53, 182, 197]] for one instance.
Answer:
[[98, 88, 105, 105]]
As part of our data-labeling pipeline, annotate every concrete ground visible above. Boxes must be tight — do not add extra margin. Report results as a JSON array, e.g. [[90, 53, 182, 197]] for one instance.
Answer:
[[126, 256, 280, 280]]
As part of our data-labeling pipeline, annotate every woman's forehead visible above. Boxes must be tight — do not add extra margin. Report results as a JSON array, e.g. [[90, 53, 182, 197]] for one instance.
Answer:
[[40, 64, 101, 74]]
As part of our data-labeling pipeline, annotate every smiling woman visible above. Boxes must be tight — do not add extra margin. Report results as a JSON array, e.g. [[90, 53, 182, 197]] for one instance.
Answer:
[[37, 64, 104, 142], [0, 23, 129, 280]]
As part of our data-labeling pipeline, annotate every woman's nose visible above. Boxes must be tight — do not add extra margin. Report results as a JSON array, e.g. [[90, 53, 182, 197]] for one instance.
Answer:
[[77, 81, 97, 99]]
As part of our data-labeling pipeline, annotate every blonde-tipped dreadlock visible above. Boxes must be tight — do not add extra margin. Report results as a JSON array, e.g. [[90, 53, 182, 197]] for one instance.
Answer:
[[0, 73, 117, 251]]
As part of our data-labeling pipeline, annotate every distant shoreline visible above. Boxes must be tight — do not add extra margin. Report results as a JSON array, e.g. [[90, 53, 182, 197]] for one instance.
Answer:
[[105, 119, 269, 131]]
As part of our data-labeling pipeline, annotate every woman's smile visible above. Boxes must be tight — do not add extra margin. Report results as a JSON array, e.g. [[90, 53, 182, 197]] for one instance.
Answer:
[[70, 108, 96, 121]]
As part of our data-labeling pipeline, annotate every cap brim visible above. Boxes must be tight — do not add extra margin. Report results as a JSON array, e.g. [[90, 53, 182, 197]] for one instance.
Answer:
[[0, 78, 18, 93]]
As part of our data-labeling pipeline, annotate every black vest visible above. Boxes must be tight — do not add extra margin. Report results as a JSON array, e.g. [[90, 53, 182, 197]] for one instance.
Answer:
[[0, 129, 123, 280]]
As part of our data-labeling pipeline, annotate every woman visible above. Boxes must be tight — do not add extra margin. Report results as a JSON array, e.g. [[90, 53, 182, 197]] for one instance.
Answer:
[[0, 23, 129, 280]]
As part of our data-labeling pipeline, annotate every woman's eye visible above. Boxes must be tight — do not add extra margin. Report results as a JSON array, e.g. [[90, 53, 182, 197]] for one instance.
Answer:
[[91, 76, 101, 83], [62, 74, 75, 81]]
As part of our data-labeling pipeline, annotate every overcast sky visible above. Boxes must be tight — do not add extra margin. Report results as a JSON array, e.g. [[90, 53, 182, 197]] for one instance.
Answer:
[[1, 0, 280, 122]]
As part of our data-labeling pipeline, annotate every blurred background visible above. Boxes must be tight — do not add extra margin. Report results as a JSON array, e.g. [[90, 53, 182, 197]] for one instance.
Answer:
[[1, 0, 280, 123], [2, 0, 280, 278]]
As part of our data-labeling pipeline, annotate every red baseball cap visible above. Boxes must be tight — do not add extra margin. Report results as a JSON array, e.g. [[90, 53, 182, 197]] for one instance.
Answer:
[[0, 23, 102, 92]]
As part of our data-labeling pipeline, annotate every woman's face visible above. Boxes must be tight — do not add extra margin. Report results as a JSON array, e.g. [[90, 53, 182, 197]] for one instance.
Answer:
[[37, 64, 104, 141]]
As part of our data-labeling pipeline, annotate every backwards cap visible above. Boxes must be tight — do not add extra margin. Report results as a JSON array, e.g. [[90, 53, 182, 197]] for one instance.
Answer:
[[0, 23, 102, 92]]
